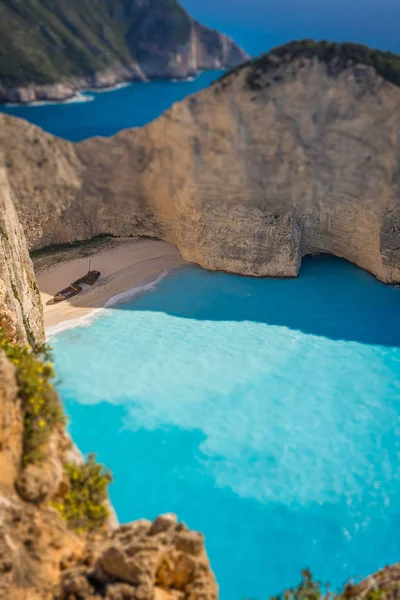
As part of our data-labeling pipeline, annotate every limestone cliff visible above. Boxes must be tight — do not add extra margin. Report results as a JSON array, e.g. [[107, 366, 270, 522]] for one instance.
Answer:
[[1, 41, 400, 283], [0, 167, 43, 344]]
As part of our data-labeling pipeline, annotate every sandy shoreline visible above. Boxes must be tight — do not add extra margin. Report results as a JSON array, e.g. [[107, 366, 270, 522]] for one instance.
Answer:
[[36, 239, 187, 332]]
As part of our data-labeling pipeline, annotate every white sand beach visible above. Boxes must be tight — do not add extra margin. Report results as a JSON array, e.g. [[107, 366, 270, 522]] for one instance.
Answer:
[[36, 239, 186, 331]]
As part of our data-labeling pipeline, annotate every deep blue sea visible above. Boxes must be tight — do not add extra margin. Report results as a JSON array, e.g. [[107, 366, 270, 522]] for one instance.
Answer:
[[0, 72, 222, 142], [51, 257, 400, 600]]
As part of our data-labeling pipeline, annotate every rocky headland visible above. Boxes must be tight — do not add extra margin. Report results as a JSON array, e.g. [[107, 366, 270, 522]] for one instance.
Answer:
[[0, 0, 248, 104], [1, 40, 400, 599], [1, 41, 400, 283]]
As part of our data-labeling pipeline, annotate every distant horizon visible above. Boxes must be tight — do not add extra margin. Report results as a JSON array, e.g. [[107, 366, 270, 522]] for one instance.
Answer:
[[180, 0, 400, 57]]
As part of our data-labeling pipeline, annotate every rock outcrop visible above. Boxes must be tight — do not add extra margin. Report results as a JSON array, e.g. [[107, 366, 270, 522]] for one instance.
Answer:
[[1, 42, 400, 283], [58, 514, 218, 600], [0, 0, 248, 104], [0, 166, 43, 344], [0, 489, 218, 600]]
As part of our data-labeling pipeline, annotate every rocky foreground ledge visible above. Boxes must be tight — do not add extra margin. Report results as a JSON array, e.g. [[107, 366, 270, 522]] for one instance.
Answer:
[[1, 41, 400, 283], [0, 491, 217, 600]]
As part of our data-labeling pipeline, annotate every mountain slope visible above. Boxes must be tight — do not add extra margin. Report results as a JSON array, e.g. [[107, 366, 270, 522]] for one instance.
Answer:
[[0, 0, 248, 102]]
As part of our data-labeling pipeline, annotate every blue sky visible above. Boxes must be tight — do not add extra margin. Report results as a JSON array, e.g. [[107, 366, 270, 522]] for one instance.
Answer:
[[180, 0, 400, 56]]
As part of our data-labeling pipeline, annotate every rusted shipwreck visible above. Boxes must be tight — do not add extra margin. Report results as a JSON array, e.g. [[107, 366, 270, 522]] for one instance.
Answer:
[[53, 270, 100, 303]]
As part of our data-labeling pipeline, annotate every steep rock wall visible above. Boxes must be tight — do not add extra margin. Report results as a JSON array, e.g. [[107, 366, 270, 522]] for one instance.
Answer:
[[0, 167, 43, 344], [1, 54, 400, 283]]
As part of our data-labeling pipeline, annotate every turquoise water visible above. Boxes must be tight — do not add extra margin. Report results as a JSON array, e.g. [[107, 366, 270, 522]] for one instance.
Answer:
[[52, 256, 400, 600]]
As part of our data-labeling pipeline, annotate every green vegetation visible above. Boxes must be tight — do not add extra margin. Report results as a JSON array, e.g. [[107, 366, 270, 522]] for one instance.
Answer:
[[0, 320, 111, 530], [0, 320, 64, 465], [267, 569, 388, 600], [30, 279, 40, 295], [217, 40, 400, 91], [10, 281, 20, 302], [0, 0, 193, 88], [50, 454, 112, 532], [29, 233, 115, 258], [0, 221, 8, 240]]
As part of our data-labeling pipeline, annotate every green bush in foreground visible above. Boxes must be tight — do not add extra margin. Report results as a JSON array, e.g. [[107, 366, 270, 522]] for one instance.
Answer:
[[51, 454, 112, 532], [0, 319, 112, 531], [0, 320, 64, 465], [265, 569, 387, 600]]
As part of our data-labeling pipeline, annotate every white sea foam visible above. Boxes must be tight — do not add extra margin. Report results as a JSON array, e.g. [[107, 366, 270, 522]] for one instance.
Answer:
[[88, 82, 133, 94], [46, 268, 172, 339], [104, 269, 171, 308], [5, 92, 95, 108], [171, 76, 196, 83], [46, 308, 106, 339]]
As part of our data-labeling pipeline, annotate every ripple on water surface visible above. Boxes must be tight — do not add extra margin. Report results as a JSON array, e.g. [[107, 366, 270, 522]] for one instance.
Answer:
[[52, 256, 400, 600]]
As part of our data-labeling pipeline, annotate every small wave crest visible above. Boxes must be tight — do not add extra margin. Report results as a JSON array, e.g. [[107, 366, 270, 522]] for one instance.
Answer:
[[46, 308, 105, 339], [104, 269, 170, 308], [5, 92, 95, 108], [46, 269, 172, 339], [171, 76, 196, 83]]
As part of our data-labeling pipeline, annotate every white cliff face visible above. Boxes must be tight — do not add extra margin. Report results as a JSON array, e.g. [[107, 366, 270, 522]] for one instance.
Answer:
[[0, 167, 43, 344], [136, 20, 249, 79], [1, 55, 400, 284]]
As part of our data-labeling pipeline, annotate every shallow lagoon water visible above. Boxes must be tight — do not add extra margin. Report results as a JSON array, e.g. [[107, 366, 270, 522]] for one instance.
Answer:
[[52, 256, 400, 600]]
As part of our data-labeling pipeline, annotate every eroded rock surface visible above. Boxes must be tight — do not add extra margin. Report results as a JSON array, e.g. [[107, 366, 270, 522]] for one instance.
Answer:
[[57, 514, 218, 600], [1, 46, 400, 282], [0, 166, 43, 343]]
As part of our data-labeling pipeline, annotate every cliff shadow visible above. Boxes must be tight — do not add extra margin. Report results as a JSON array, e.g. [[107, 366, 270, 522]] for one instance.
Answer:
[[115, 255, 400, 348]]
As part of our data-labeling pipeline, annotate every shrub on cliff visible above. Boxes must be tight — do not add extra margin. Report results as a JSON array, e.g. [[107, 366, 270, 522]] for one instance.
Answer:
[[267, 569, 388, 600], [51, 454, 112, 532], [0, 320, 64, 465], [218, 40, 400, 91]]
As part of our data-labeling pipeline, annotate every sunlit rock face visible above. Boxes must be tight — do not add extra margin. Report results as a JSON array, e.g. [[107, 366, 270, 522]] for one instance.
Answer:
[[1, 43, 400, 283], [0, 167, 43, 343]]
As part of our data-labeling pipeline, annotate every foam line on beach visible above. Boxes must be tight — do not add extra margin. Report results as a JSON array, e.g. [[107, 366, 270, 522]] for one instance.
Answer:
[[46, 268, 172, 339], [5, 92, 95, 108], [104, 268, 171, 307], [45, 308, 106, 339]]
